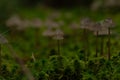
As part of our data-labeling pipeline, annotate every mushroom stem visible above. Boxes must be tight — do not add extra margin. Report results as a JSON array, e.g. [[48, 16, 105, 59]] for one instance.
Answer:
[[86, 31, 90, 61], [57, 40, 60, 55], [100, 36, 104, 56], [108, 28, 111, 60], [83, 29, 88, 61], [35, 28, 40, 50], [95, 31, 99, 57]]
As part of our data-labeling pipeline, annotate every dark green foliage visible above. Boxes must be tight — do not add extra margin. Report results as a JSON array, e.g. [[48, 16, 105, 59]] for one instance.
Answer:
[[77, 50, 85, 61], [1, 65, 10, 79], [49, 49, 57, 56], [62, 66, 74, 80], [73, 59, 83, 80], [1, 54, 120, 80], [0, 3, 119, 80], [38, 71, 48, 80]]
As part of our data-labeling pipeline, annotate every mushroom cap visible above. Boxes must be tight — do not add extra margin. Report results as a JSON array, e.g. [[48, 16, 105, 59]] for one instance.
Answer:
[[101, 18, 115, 28], [53, 29, 64, 40], [90, 22, 102, 31], [6, 15, 22, 27], [42, 29, 55, 37], [31, 18, 43, 28], [44, 19, 60, 29], [16, 20, 30, 30], [80, 17, 94, 30]]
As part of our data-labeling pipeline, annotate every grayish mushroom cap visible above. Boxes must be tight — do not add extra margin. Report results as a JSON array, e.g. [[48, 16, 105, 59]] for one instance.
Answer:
[[100, 18, 115, 29], [42, 28, 55, 37], [91, 22, 102, 31], [53, 29, 64, 40], [80, 17, 94, 30], [44, 19, 60, 29], [31, 18, 43, 28], [6, 15, 22, 27]]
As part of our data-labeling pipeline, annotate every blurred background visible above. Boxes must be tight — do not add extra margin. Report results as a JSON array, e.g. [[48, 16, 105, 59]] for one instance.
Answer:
[[1, 0, 120, 24], [1, 0, 120, 79], [1, 0, 120, 55], [1, 0, 120, 20]]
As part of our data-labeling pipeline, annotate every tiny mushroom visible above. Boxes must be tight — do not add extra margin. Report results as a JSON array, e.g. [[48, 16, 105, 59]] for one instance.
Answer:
[[53, 29, 64, 40], [80, 17, 94, 30]]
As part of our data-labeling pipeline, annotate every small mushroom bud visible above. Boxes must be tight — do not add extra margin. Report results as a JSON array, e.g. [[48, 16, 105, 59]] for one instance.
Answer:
[[42, 28, 55, 38]]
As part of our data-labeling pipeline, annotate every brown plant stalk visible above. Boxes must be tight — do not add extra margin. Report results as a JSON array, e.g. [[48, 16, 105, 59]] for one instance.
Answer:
[[57, 40, 60, 55], [108, 28, 111, 60], [82, 29, 89, 61], [100, 36, 104, 56], [95, 31, 99, 57]]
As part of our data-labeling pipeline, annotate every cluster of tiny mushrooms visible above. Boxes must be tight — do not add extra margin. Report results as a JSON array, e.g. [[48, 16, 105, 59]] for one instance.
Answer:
[[0, 15, 116, 80], [5, 15, 116, 60]]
